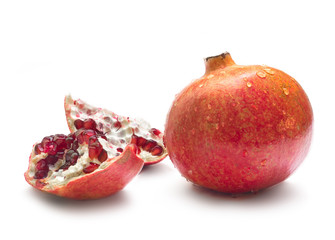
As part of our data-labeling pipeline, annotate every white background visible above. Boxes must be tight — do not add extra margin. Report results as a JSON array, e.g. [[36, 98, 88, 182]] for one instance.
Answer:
[[1, 0, 334, 239]]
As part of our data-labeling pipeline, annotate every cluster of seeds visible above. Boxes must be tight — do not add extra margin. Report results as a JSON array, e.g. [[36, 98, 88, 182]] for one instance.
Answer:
[[33, 119, 108, 179], [33, 118, 164, 180]]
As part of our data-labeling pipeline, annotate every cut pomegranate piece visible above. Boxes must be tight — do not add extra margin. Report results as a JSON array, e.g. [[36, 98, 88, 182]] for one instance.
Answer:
[[25, 127, 144, 200], [64, 95, 167, 165]]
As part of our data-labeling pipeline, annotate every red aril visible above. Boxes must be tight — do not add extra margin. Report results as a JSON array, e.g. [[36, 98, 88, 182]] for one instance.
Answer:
[[164, 52, 313, 194]]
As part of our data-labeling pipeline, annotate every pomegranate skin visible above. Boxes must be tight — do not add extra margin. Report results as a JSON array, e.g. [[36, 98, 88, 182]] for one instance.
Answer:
[[164, 52, 313, 193]]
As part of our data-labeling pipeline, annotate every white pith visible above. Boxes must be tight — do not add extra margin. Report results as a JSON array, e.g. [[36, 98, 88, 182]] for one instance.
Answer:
[[66, 95, 166, 163]]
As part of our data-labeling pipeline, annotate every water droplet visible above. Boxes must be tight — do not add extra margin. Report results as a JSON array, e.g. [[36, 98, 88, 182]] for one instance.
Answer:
[[206, 116, 211, 121], [194, 107, 198, 112], [283, 88, 289, 95], [264, 68, 275, 75], [256, 71, 266, 79], [247, 82, 252, 87], [191, 128, 196, 135], [215, 123, 219, 130], [261, 159, 267, 167], [221, 122, 225, 128], [208, 104, 212, 109], [208, 74, 214, 79], [199, 84, 204, 88]]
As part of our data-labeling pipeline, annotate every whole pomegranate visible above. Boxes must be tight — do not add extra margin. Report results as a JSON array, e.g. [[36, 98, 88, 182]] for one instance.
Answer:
[[164, 52, 313, 193]]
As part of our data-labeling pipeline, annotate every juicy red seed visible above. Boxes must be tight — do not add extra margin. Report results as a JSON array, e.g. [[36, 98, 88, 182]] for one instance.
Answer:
[[41, 136, 53, 146], [150, 145, 163, 156], [89, 142, 103, 159], [74, 119, 84, 129], [43, 141, 58, 155], [34, 143, 44, 155], [88, 135, 98, 145], [117, 148, 123, 153], [46, 155, 58, 165], [83, 119, 97, 130], [113, 121, 122, 130], [83, 163, 99, 174], [83, 130, 96, 144], [71, 140, 79, 150], [137, 137, 147, 147], [65, 150, 79, 165], [65, 137, 74, 148], [151, 128, 161, 136], [36, 159, 49, 171], [34, 170, 49, 179], [54, 134, 67, 150], [142, 140, 157, 152], [98, 149, 108, 162]]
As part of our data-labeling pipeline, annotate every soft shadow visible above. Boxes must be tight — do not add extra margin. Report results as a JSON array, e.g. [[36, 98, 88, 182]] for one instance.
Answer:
[[27, 187, 130, 214], [188, 181, 302, 207], [139, 162, 173, 176]]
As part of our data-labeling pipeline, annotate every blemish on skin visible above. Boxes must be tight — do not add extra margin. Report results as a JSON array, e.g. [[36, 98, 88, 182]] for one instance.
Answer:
[[256, 71, 267, 79]]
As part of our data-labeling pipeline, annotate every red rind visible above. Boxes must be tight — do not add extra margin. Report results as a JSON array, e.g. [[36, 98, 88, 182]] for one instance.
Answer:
[[25, 145, 144, 200]]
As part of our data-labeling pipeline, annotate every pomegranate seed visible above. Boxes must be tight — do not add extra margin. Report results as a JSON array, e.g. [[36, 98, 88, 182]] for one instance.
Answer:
[[142, 140, 157, 152], [34, 170, 49, 179], [151, 128, 161, 136], [55, 151, 65, 160], [74, 119, 84, 129], [54, 134, 67, 150], [36, 159, 49, 171], [46, 155, 58, 165], [117, 148, 123, 153], [65, 150, 79, 165], [137, 137, 147, 147], [83, 119, 97, 130], [88, 135, 99, 145], [150, 145, 163, 156], [71, 140, 79, 150], [43, 141, 58, 155], [98, 149, 108, 162], [34, 143, 43, 155], [89, 142, 103, 159], [113, 121, 122, 130], [83, 163, 99, 174], [41, 136, 53, 147]]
